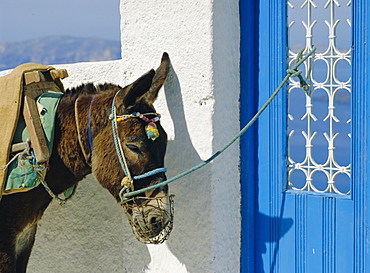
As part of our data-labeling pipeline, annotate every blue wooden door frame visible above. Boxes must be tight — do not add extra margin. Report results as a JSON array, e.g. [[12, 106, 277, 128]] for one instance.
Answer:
[[352, 1, 370, 271], [240, 0, 370, 272], [240, 0, 259, 272], [240, 0, 287, 271]]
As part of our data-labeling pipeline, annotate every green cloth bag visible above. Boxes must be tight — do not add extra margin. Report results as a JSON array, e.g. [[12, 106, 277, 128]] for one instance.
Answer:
[[4, 91, 62, 194]]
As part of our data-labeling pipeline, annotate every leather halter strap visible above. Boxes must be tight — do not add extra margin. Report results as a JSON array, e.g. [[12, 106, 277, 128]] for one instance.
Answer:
[[74, 94, 97, 165], [75, 97, 90, 164]]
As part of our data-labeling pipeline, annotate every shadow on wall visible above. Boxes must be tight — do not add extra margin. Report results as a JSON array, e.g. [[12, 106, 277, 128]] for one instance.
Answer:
[[163, 67, 294, 273], [163, 66, 214, 273]]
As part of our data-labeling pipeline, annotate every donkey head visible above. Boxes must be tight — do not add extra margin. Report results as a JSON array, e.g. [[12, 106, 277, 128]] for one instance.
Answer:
[[91, 53, 173, 243]]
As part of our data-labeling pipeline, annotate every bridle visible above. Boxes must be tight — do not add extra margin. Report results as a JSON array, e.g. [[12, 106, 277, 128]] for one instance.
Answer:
[[74, 90, 167, 203], [110, 90, 167, 202]]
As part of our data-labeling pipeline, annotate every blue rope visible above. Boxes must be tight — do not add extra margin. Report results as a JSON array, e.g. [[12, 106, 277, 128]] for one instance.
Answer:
[[88, 94, 97, 152], [133, 168, 167, 180], [120, 46, 316, 201], [111, 91, 168, 182], [111, 90, 130, 177]]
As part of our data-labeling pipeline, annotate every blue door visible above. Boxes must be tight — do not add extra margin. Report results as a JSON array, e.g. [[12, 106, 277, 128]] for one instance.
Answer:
[[240, 0, 370, 272]]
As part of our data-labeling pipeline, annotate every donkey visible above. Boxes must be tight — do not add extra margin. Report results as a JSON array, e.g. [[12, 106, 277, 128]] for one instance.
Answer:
[[0, 53, 172, 272]]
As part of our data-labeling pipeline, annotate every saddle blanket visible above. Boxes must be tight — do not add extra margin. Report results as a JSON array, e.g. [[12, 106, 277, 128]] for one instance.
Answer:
[[0, 63, 57, 198], [3, 91, 62, 194]]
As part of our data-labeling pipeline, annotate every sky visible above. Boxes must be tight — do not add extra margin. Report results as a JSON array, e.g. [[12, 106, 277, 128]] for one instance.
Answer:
[[0, 0, 120, 43]]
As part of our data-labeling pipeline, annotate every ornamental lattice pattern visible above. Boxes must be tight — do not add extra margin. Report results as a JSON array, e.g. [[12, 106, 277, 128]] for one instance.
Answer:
[[287, 0, 351, 195]]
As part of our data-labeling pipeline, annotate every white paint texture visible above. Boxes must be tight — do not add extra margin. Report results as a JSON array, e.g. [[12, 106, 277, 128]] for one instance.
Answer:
[[120, 1, 241, 271], [1, 1, 241, 272]]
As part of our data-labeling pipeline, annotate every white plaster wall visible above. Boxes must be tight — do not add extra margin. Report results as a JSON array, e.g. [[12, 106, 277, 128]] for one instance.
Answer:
[[0, 1, 241, 272], [120, 1, 241, 272]]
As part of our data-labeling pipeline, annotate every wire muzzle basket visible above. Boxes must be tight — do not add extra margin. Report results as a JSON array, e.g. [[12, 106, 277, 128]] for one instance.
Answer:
[[122, 194, 174, 244]]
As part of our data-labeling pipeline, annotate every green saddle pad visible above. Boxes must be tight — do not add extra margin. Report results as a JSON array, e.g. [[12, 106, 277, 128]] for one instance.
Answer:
[[3, 91, 71, 195]]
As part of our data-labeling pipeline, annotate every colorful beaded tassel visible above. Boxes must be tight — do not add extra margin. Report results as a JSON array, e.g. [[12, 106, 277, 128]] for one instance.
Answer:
[[145, 122, 160, 141], [109, 112, 161, 140]]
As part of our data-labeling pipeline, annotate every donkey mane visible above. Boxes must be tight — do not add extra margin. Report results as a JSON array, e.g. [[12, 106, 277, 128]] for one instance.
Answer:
[[53, 82, 125, 186], [63, 83, 122, 102]]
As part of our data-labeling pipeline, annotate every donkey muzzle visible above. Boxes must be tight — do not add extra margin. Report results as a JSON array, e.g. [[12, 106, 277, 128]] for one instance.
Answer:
[[122, 194, 174, 244]]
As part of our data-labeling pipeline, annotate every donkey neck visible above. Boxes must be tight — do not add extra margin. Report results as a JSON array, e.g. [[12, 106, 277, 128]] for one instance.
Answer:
[[46, 93, 94, 195]]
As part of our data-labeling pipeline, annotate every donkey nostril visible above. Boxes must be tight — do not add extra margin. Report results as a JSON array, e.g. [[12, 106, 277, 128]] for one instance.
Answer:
[[150, 217, 160, 228], [149, 216, 163, 235]]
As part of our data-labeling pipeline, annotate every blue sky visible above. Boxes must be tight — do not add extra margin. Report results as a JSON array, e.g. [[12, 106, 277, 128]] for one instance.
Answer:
[[0, 0, 120, 42]]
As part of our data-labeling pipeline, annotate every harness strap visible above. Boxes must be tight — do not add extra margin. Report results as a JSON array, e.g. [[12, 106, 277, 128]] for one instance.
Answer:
[[87, 94, 97, 152], [74, 97, 91, 165], [74, 94, 97, 166]]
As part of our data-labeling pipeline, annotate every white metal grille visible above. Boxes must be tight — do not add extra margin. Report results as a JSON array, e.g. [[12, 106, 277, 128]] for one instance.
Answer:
[[287, 0, 351, 195]]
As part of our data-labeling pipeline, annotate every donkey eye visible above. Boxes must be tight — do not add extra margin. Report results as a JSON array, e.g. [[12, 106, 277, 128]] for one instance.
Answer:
[[126, 144, 141, 154]]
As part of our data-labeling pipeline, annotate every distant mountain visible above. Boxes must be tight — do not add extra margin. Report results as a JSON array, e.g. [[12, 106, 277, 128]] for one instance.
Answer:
[[0, 36, 121, 71]]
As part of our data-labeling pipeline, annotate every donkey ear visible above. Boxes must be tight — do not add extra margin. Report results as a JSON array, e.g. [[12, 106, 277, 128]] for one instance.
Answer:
[[144, 52, 171, 103], [123, 69, 155, 108]]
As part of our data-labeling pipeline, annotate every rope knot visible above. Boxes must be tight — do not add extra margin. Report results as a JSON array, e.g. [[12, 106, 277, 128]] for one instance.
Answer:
[[286, 68, 311, 94], [121, 176, 134, 191], [286, 68, 302, 78]]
